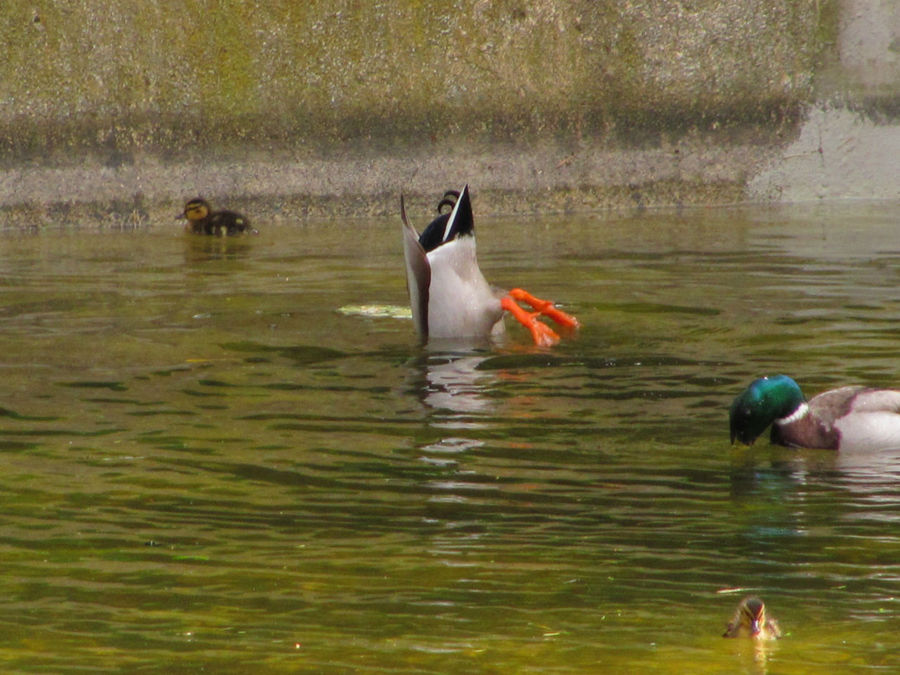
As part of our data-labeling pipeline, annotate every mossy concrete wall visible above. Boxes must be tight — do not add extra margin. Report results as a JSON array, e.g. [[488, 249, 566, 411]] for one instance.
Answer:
[[0, 0, 877, 222]]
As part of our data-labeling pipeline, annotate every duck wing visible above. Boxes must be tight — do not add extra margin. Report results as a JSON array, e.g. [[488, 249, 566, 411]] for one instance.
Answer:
[[810, 386, 900, 422], [815, 387, 900, 452], [401, 194, 430, 338], [845, 388, 900, 413], [808, 386, 870, 425]]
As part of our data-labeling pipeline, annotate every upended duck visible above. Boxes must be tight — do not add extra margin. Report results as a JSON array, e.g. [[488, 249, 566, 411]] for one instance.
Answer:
[[723, 596, 782, 640], [179, 198, 255, 236], [729, 375, 900, 451], [401, 185, 578, 346]]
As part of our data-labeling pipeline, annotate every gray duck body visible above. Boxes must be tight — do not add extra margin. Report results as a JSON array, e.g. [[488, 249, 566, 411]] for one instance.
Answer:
[[774, 387, 900, 451]]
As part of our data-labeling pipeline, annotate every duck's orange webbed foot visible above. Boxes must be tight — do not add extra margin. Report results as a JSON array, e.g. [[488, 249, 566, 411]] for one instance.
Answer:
[[500, 296, 560, 347], [508, 288, 580, 329]]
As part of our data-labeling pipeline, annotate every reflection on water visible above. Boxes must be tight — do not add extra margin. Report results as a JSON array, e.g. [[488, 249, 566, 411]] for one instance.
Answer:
[[182, 232, 257, 263], [410, 353, 495, 504], [417, 353, 498, 419], [0, 203, 897, 671]]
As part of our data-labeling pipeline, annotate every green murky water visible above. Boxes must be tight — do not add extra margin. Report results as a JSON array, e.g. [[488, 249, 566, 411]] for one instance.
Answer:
[[0, 202, 897, 672]]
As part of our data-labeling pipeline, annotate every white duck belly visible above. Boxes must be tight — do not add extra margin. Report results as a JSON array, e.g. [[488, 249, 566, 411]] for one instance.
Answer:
[[425, 236, 503, 339]]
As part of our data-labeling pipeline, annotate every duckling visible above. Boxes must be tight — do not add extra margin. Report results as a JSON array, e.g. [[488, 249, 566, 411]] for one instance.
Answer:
[[179, 198, 255, 236], [730, 375, 900, 451], [723, 596, 782, 639], [401, 184, 579, 346]]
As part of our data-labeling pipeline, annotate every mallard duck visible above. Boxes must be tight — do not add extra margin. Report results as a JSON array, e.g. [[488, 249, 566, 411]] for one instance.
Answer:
[[178, 198, 255, 236], [729, 375, 900, 451], [723, 596, 782, 639], [401, 184, 578, 346]]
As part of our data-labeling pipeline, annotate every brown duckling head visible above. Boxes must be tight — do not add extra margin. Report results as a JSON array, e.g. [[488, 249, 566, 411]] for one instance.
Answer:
[[180, 198, 211, 226], [724, 596, 782, 639]]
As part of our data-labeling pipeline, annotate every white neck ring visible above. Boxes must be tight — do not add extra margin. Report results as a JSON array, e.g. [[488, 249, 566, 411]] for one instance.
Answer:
[[776, 401, 809, 426]]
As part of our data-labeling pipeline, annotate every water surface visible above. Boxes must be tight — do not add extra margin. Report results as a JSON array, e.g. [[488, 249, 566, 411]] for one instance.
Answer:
[[0, 202, 898, 672]]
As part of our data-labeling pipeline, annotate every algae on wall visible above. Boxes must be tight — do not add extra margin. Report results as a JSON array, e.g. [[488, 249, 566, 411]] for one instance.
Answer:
[[0, 0, 835, 164]]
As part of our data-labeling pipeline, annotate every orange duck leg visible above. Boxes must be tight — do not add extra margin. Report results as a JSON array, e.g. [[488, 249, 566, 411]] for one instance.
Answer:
[[501, 288, 579, 347]]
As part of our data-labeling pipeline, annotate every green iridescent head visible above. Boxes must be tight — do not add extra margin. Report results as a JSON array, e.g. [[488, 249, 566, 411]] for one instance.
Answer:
[[729, 375, 806, 445]]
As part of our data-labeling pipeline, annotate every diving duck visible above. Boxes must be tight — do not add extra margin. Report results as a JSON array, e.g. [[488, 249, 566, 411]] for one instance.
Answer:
[[401, 184, 579, 346], [179, 198, 255, 236], [723, 596, 782, 639], [729, 375, 900, 451]]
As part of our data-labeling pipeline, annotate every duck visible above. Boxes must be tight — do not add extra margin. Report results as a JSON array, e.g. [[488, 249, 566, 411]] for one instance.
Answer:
[[401, 185, 579, 346], [729, 375, 900, 451], [723, 596, 782, 639], [178, 198, 255, 236]]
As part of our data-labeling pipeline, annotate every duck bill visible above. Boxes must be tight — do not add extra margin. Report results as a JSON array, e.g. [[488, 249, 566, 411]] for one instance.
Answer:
[[729, 423, 757, 446], [750, 620, 761, 636]]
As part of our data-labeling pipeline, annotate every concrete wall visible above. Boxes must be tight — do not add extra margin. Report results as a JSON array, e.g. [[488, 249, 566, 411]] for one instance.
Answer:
[[749, 0, 900, 202], [1, 0, 893, 221]]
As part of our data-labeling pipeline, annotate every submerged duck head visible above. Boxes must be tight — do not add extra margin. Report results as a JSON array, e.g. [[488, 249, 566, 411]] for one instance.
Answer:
[[724, 596, 782, 639], [730, 375, 805, 445]]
